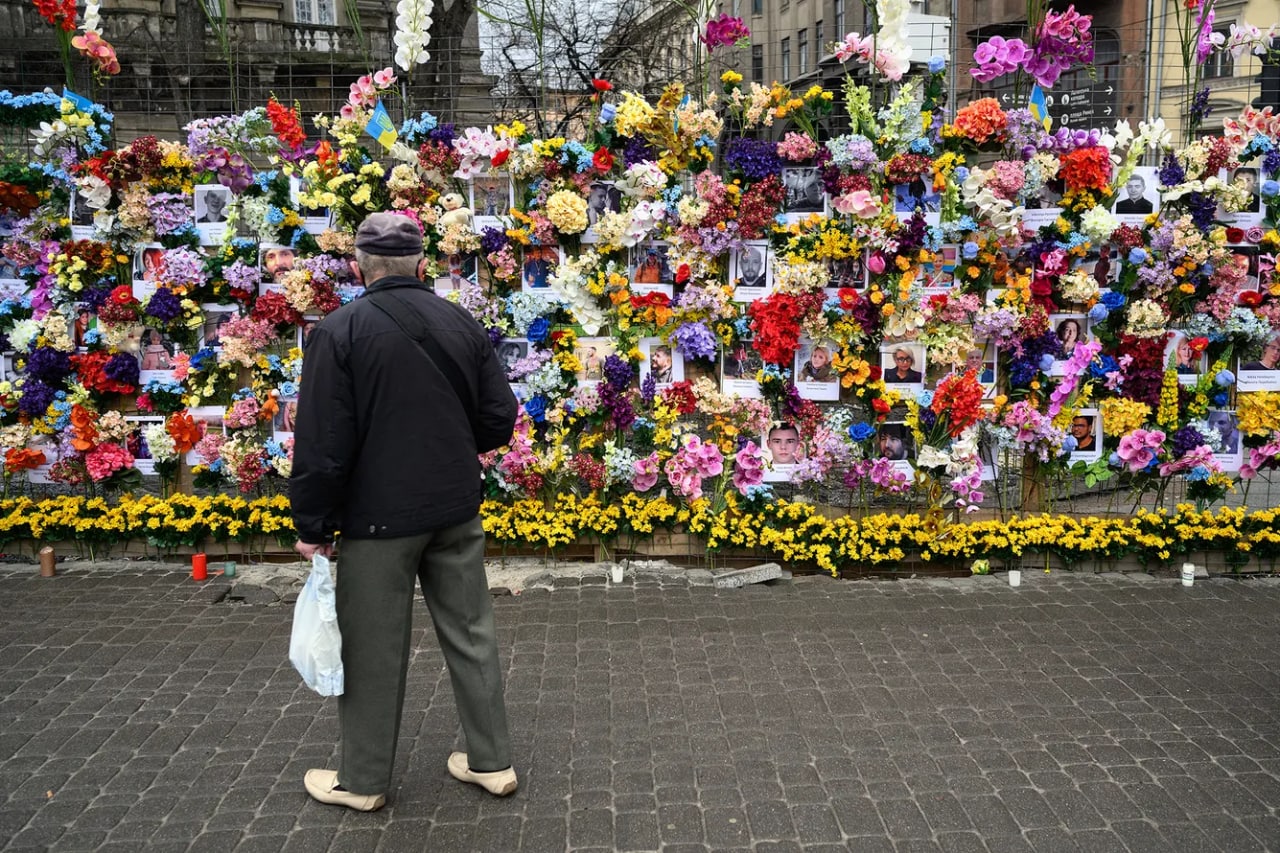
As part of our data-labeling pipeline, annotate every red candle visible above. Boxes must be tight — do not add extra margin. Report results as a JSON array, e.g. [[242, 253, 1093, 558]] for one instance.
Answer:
[[192, 553, 208, 581]]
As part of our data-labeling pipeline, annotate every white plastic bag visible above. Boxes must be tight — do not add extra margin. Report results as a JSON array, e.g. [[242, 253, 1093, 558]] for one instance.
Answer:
[[290, 554, 344, 696]]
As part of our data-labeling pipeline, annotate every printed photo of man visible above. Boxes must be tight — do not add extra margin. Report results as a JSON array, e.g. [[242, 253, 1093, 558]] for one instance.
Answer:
[[1114, 173, 1154, 214], [766, 423, 804, 465]]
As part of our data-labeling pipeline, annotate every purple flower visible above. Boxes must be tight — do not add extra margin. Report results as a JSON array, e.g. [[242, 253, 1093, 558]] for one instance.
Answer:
[[1171, 426, 1205, 458], [1158, 153, 1186, 188], [479, 226, 509, 255], [602, 354, 632, 388], [670, 321, 718, 361], [427, 124, 456, 147], [970, 36, 1030, 83], [622, 137, 655, 168], [724, 138, 784, 181], [25, 346, 73, 384], [599, 382, 635, 431], [145, 286, 184, 322], [18, 378, 58, 417], [640, 373, 656, 405], [105, 352, 140, 387]]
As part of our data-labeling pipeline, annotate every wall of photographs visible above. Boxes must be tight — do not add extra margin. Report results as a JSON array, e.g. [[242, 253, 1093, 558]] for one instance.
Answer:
[[1, 81, 1278, 515]]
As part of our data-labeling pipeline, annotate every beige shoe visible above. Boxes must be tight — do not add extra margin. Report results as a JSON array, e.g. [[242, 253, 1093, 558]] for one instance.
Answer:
[[447, 751, 518, 796], [304, 769, 386, 812]]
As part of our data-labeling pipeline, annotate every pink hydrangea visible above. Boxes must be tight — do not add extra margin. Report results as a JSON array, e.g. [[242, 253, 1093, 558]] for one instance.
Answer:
[[85, 443, 134, 482]]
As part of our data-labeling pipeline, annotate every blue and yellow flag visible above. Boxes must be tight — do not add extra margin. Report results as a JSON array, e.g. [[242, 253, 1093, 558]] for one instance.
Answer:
[[1028, 85, 1052, 132], [364, 100, 398, 149], [62, 88, 94, 113]]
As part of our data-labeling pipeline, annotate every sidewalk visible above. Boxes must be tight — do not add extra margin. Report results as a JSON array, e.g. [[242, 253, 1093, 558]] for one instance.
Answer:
[[1, 563, 1278, 852]]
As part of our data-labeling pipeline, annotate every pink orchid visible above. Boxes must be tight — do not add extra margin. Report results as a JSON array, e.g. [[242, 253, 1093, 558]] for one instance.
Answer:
[[833, 33, 874, 64], [867, 252, 887, 274], [732, 441, 766, 493], [372, 67, 397, 87], [970, 36, 1030, 83], [1158, 445, 1219, 477], [833, 189, 879, 218], [1116, 428, 1166, 472], [632, 453, 660, 492]]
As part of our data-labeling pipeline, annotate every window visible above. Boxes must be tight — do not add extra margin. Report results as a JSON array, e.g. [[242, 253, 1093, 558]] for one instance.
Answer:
[[752, 44, 765, 82], [815, 20, 823, 58], [730, 0, 741, 16], [798, 29, 809, 75], [294, 0, 335, 24], [1205, 28, 1234, 78], [834, 1, 844, 39], [752, 0, 763, 14], [781, 37, 791, 80]]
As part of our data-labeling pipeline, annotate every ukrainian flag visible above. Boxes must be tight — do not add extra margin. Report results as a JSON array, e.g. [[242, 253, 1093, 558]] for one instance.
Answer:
[[62, 88, 94, 113], [364, 101, 398, 149], [1028, 85, 1051, 132]]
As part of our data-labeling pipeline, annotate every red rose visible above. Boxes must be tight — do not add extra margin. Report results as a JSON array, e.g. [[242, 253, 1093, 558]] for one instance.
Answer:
[[1226, 227, 1245, 244], [1239, 290, 1264, 307], [1030, 277, 1053, 297], [871, 397, 890, 415], [491, 149, 511, 168], [591, 79, 613, 92], [868, 365, 883, 381], [674, 263, 690, 284], [592, 147, 613, 173]]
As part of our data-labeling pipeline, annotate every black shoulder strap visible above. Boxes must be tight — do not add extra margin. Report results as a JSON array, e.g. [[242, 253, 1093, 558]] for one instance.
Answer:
[[363, 290, 479, 435]]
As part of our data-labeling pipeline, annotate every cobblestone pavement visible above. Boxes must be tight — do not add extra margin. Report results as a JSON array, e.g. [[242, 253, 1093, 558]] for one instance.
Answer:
[[2, 565, 1279, 852]]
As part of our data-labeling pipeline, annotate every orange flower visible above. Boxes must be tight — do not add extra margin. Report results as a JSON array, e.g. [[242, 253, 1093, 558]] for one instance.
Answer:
[[69, 405, 98, 452], [4, 448, 46, 474], [167, 412, 203, 455]]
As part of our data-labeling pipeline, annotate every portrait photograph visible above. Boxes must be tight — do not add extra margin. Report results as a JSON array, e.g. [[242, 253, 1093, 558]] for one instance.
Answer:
[[893, 178, 940, 214], [1231, 165, 1262, 215], [630, 242, 675, 297], [639, 337, 683, 388], [496, 339, 529, 380], [124, 415, 163, 476], [721, 341, 763, 398], [762, 422, 806, 481], [1238, 333, 1280, 392], [298, 316, 321, 351], [1165, 331, 1205, 385], [1021, 179, 1063, 230], [731, 241, 772, 301], [573, 337, 616, 385], [581, 181, 623, 242], [259, 244, 297, 284], [880, 343, 926, 389], [1228, 245, 1260, 294], [273, 397, 299, 438], [200, 305, 239, 350], [1068, 408, 1102, 461], [1206, 409, 1242, 471], [1048, 313, 1088, 374], [195, 184, 231, 225], [794, 338, 840, 401], [434, 253, 478, 294], [922, 245, 958, 289], [520, 245, 561, 294], [781, 167, 825, 216], [471, 172, 513, 222], [71, 304, 98, 350], [69, 190, 94, 240], [137, 327, 178, 381], [289, 176, 332, 234], [878, 422, 916, 475], [184, 406, 224, 466], [1112, 166, 1159, 223], [1078, 244, 1119, 288], [827, 252, 866, 291], [134, 244, 166, 283]]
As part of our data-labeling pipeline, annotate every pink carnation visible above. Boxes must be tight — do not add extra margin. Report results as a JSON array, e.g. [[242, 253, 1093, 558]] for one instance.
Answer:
[[84, 443, 134, 482]]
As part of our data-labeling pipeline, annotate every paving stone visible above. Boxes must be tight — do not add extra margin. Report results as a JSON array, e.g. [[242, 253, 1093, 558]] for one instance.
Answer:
[[2, 568, 1280, 851]]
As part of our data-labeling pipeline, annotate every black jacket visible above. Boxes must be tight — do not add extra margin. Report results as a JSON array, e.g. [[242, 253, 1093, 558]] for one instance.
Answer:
[[290, 275, 517, 544]]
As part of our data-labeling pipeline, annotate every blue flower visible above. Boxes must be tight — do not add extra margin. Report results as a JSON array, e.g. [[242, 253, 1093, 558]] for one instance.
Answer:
[[1215, 369, 1235, 387], [280, 380, 298, 397], [962, 241, 979, 259], [916, 390, 934, 407], [928, 55, 946, 73], [1262, 179, 1279, 198], [1038, 353, 1056, 372], [599, 103, 617, 124], [1088, 304, 1109, 323], [523, 395, 547, 422], [1127, 248, 1147, 265], [1212, 392, 1229, 407], [1109, 452, 1122, 467], [527, 317, 550, 344], [1101, 291, 1127, 311], [1061, 436, 1078, 454], [955, 167, 970, 183], [848, 423, 875, 441]]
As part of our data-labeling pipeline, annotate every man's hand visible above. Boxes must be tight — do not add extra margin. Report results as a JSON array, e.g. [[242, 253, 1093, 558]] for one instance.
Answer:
[[295, 540, 334, 560]]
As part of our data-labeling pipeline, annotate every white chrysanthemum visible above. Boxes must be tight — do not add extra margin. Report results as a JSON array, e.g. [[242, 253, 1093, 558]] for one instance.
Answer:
[[394, 0, 433, 72]]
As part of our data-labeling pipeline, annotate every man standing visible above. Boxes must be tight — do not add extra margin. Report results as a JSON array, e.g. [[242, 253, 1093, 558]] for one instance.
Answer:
[[291, 212, 520, 812]]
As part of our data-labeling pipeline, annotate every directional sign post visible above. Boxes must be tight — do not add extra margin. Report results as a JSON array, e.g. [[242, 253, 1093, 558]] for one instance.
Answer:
[[1044, 76, 1118, 128]]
